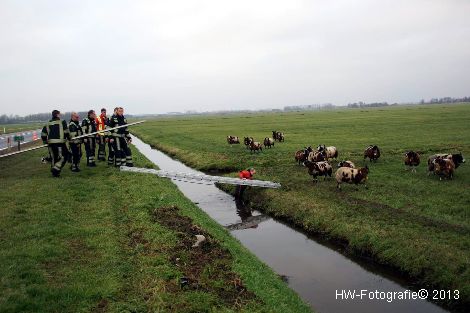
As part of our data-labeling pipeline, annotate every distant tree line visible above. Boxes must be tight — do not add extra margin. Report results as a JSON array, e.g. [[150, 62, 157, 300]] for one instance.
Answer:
[[284, 103, 335, 111], [347, 96, 469, 109], [347, 101, 391, 108], [0, 111, 89, 124], [420, 96, 470, 104], [0, 111, 135, 125]]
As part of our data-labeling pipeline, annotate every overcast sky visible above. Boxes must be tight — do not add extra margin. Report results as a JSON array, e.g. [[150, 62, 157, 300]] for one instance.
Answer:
[[1, 0, 469, 116]]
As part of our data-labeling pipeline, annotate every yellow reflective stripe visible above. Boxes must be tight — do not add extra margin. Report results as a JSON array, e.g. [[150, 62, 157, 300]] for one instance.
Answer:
[[48, 120, 62, 126], [59, 122, 64, 139], [48, 139, 66, 143]]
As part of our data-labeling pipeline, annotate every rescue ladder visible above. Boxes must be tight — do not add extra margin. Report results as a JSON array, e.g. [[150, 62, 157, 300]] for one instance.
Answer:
[[120, 166, 282, 189]]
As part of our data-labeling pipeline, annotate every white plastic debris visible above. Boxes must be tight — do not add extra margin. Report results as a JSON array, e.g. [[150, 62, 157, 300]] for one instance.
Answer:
[[192, 235, 206, 247]]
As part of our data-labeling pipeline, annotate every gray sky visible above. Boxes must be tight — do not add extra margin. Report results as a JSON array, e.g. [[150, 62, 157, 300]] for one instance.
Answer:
[[1, 0, 469, 116]]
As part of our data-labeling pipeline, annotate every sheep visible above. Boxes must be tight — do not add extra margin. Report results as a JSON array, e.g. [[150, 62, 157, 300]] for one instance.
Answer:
[[244, 137, 253, 149], [317, 144, 338, 160], [427, 153, 465, 174], [335, 166, 369, 190], [227, 135, 240, 145], [263, 137, 275, 148], [404, 151, 420, 172], [364, 145, 381, 162], [307, 150, 325, 163], [249, 141, 263, 153], [305, 160, 332, 182], [295, 150, 306, 165], [434, 157, 455, 180], [337, 160, 355, 168]]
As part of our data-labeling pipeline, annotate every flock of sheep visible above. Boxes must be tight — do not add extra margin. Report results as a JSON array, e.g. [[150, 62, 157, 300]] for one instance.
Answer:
[[226, 131, 285, 153], [295, 144, 380, 189], [226, 132, 466, 189]]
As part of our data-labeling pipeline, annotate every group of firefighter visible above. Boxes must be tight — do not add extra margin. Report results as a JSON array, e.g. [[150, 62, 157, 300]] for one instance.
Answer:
[[41, 107, 133, 177]]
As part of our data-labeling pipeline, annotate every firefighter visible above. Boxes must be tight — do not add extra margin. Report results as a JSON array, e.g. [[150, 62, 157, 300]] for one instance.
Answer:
[[95, 108, 108, 161], [108, 107, 133, 167], [82, 110, 97, 167], [107, 107, 118, 166], [235, 167, 256, 200], [41, 110, 70, 177], [68, 112, 83, 172]]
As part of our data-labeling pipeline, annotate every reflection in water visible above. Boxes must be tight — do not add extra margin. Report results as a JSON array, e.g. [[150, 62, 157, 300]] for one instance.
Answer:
[[236, 199, 252, 220], [225, 200, 271, 231]]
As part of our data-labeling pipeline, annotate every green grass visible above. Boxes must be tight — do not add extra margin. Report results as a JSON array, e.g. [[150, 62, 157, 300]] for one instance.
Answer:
[[0, 123, 43, 134], [0, 146, 309, 312], [131, 103, 470, 308]]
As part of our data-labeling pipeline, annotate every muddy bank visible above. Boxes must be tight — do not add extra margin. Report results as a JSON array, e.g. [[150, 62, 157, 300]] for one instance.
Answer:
[[151, 206, 259, 311]]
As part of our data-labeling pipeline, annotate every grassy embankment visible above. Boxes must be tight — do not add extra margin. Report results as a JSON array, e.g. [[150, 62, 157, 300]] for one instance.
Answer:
[[0, 146, 310, 312], [132, 103, 470, 308]]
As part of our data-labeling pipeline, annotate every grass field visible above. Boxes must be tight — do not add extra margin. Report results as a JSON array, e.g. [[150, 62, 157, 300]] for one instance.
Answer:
[[131, 103, 470, 308], [0, 146, 309, 312], [0, 123, 43, 134]]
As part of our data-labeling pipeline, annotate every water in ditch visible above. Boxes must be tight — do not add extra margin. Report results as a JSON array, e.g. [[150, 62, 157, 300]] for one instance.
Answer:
[[132, 135, 450, 313]]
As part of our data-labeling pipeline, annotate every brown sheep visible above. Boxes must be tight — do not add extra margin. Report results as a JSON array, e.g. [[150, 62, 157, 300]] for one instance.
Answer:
[[404, 151, 420, 172], [273, 130, 285, 142], [250, 141, 263, 153], [227, 136, 240, 144], [244, 137, 253, 149], [427, 153, 465, 174], [434, 157, 455, 180], [295, 150, 305, 165], [364, 145, 380, 162]]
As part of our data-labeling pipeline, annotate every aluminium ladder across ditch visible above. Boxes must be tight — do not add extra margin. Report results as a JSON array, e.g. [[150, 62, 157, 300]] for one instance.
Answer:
[[120, 166, 282, 189]]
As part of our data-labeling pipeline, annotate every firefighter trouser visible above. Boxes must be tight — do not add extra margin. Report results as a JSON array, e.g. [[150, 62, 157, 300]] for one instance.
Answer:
[[70, 143, 82, 171], [235, 185, 248, 199], [113, 137, 133, 167], [107, 139, 115, 165], [97, 135, 106, 161], [84, 137, 96, 165], [48, 143, 68, 177]]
